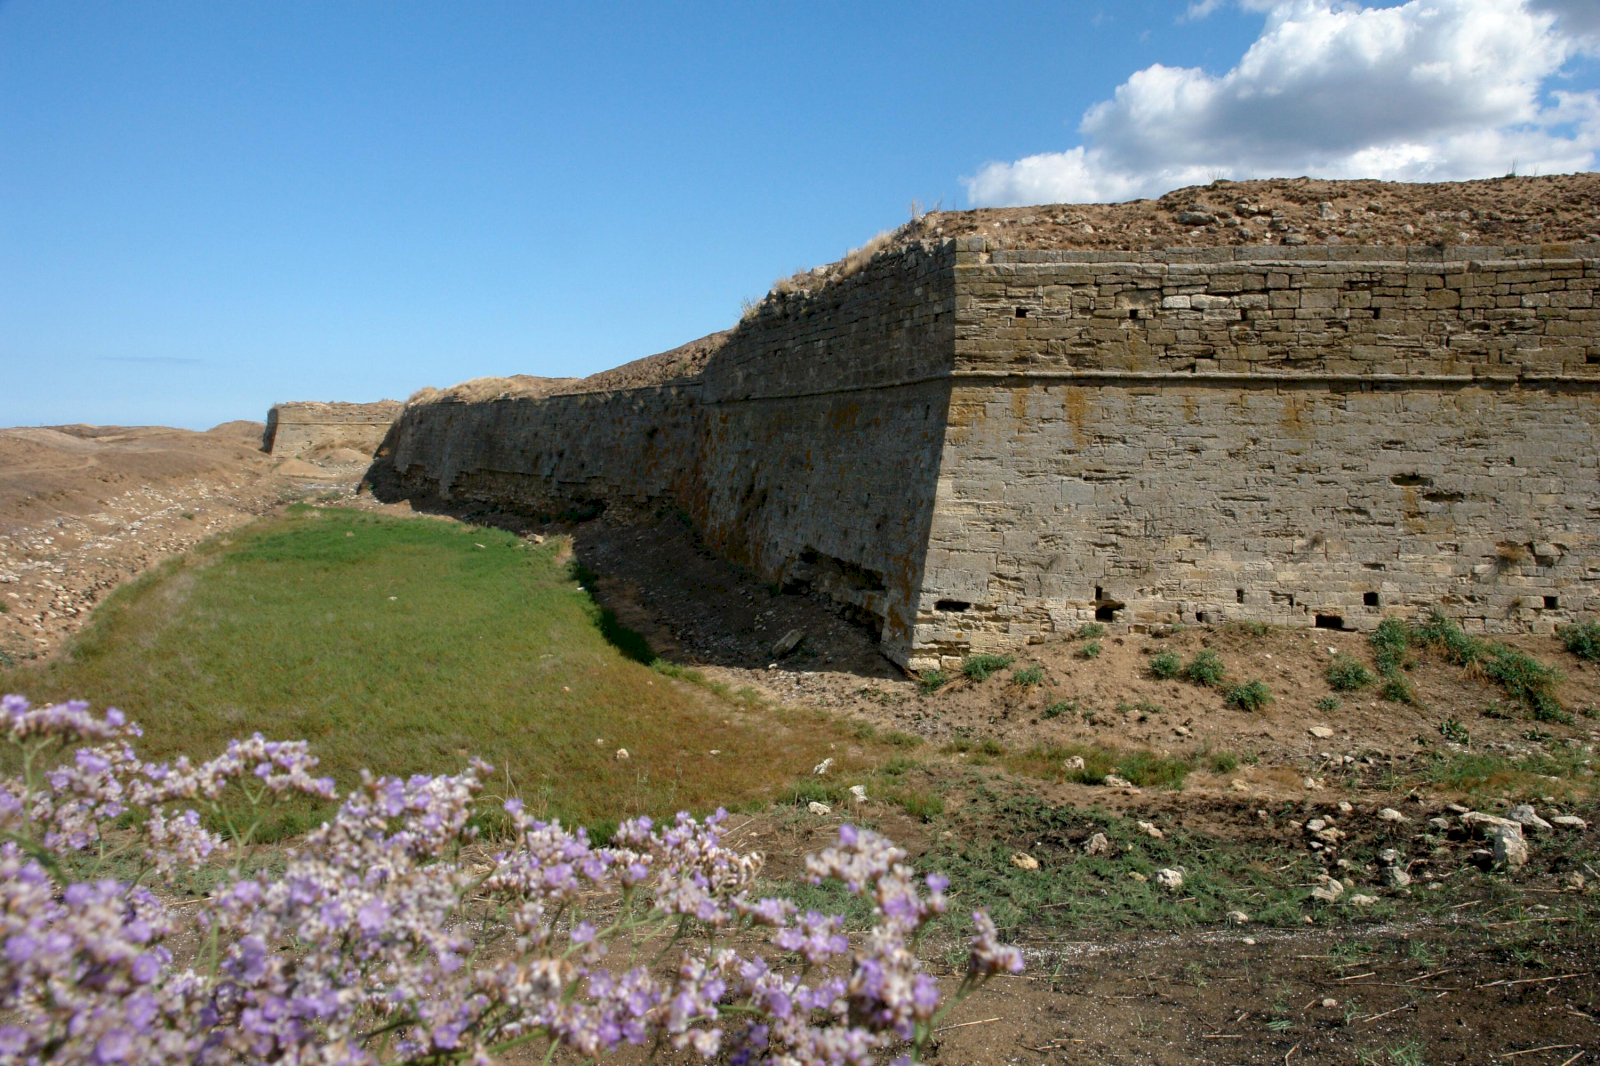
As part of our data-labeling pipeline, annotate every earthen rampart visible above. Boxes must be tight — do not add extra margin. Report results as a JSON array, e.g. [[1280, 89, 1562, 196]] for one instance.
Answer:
[[377, 232, 1600, 671]]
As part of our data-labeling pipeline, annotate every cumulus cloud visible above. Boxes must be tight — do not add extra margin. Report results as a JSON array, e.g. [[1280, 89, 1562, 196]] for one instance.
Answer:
[[966, 0, 1600, 206]]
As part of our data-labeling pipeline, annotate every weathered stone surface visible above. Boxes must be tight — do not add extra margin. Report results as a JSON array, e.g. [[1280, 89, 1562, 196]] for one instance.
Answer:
[[265, 401, 402, 458], [377, 238, 1600, 668]]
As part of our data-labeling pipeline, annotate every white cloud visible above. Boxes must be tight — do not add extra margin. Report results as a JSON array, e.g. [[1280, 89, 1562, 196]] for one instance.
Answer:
[[967, 0, 1600, 206]]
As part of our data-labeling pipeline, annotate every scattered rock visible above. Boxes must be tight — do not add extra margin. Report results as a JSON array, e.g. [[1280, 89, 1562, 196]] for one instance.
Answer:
[[1083, 832, 1111, 855], [1428, 817, 1453, 831], [1552, 815, 1588, 830], [848, 785, 867, 803], [708, 749, 722, 756], [1321, 998, 1338, 1009], [1226, 909, 1250, 925], [812, 757, 834, 776], [1566, 872, 1587, 892], [1230, 778, 1250, 792], [1507, 804, 1552, 832], [1310, 877, 1345, 903], [1384, 865, 1413, 889], [614, 748, 629, 761], [807, 801, 832, 816], [1309, 725, 1335, 739], [1128, 871, 1148, 883], [1490, 824, 1529, 869], [1063, 755, 1086, 771], [1377, 808, 1409, 824], [1348, 893, 1379, 906], [1103, 774, 1134, 789], [1176, 210, 1216, 226], [771, 628, 806, 658], [1137, 820, 1165, 840], [1461, 811, 1520, 835], [1155, 867, 1186, 891], [1379, 847, 1402, 866], [1011, 852, 1040, 871], [1303, 777, 1324, 791], [1338, 801, 1354, 814]]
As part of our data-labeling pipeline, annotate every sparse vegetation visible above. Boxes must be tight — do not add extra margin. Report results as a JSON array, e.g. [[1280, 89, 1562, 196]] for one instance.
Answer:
[[1079, 641, 1102, 660], [1439, 717, 1471, 746], [1558, 619, 1600, 661], [961, 654, 1016, 682], [1326, 655, 1375, 691], [1076, 622, 1106, 640], [1012, 664, 1045, 686], [1224, 679, 1273, 712], [1042, 697, 1078, 719], [1182, 650, 1227, 687], [918, 669, 949, 694], [1149, 651, 1181, 680], [1316, 694, 1342, 712]]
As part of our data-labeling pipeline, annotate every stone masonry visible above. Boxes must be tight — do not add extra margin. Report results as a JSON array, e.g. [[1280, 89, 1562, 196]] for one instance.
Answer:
[[377, 236, 1600, 672], [265, 401, 404, 459]]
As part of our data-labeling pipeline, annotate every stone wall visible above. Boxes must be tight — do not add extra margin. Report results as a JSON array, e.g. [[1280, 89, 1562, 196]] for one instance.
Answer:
[[265, 401, 403, 458], [377, 235, 1600, 671], [381, 243, 956, 661], [908, 241, 1600, 668]]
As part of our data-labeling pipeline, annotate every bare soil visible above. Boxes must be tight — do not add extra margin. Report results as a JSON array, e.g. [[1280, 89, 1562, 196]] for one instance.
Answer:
[[0, 421, 357, 663]]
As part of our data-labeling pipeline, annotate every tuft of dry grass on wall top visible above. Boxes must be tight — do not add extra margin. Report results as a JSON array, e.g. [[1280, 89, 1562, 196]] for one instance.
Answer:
[[413, 375, 582, 405]]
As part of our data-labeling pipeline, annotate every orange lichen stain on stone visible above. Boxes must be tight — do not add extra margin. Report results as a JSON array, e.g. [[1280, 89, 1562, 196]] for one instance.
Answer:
[[1279, 394, 1312, 438], [1062, 387, 1090, 449], [827, 400, 862, 432], [1182, 394, 1200, 423], [1010, 386, 1031, 425]]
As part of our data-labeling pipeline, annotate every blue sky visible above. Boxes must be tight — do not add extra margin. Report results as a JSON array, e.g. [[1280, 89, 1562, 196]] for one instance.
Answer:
[[2, 1, 1596, 429]]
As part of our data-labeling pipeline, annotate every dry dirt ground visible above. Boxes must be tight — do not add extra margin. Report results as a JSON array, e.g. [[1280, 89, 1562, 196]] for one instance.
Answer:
[[0, 421, 372, 664]]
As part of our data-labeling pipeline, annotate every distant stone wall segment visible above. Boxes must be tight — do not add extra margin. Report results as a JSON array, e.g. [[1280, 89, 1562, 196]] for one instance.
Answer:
[[264, 401, 404, 459], [378, 237, 1600, 672]]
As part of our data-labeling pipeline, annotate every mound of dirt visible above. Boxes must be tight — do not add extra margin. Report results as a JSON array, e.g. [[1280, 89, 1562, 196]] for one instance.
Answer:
[[0, 422, 320, 662]]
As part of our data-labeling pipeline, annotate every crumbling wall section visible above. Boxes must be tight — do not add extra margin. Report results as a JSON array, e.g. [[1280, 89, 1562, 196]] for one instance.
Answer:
[[381, 243, 957, 662]]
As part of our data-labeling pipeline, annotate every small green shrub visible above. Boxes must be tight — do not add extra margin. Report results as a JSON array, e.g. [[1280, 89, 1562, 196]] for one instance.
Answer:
[[1379, 675, 1416, 704], [1116, 749, 1191, 789], [1412, 611, 1484, 666], [977, 737, 1005, 756], [1558, 620, 1600, 662], [1369, 618, 1411, 674], [1079, 641, 1102, 660], [1012, 665, 1045, 686], [961, 654, 1016, 682], [1482, 646, 1567, 722], [918, 669, 949, 694], [1224, 679, 1273, 712], [882, 729, 921, 747], [1315, 695, 1342, 713], [880, 756, 919, 776], [1182, 650, 1227, 687], [1149, 652, 1181, 680], [1325, 656, 1374, 691], [1042, 698, 1078, 719], [1207, 750, 1239, 774], [1076, 622, 1106, 640], [1439, 717, 1470, 746]]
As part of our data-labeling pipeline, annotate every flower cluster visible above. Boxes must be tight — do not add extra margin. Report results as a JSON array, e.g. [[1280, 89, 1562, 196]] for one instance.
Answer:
[[0, 695, 1023, 1064]]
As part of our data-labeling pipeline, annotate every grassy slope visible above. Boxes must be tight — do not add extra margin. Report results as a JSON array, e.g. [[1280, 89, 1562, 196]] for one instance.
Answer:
[[0, 506, 865, 835]]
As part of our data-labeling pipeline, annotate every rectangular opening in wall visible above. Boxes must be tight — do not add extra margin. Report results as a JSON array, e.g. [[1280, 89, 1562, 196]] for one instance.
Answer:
[[1015, 307, 1029, 318], [935, 599, 971, 613], [1364, 592, 1380, 607], [1544, 595, 1559, 610], [1094, 586, 1104, 600], [1128, 309, 1140, 320], [1236, 588, 1245, 604], [1315, 614, 1346, 630]]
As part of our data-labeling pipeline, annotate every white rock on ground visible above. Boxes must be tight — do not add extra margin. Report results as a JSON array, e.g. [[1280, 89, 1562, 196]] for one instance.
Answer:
[[614, 748, 629, 761], [1490, 824, 1530, 869], [1083, 832, 1110, 855], [1377, 808, 1409, 823], [807, 801, 832, 816], [1309, 725, 1334, 738], [1551, 815, 1588, 830], [1154, 867, 1185, 892], [1310, 877, 1345, 903], [848, 785, 867, 803], [812, 757, 834, 775], [1063, 755, 1085, 771], [1507, 804, 1553, 832], [1011, 852, 1040, 871], [1348, 894, 1379, 906], [1103, 774, 1134, 788], [1226, 910, 1250, 925], [1136, 820, 1165, 840]]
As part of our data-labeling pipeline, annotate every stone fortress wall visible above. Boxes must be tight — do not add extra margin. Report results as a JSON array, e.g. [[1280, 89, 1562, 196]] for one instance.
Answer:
[[377, 231, 1600, 671], [264, 401, 404, 459]]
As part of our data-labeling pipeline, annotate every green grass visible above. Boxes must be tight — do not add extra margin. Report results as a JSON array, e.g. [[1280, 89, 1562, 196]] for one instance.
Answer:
[[1008, 742, 1192, 790], [1075, 622, 1106, 640], [917, 669, 949, 695], [0, 507, 878, 838], [1078, 641, 1102, 660], [921, 795, 1321, 934], [961, 654, 1015, 682], [1041, 697, 1077, 719], [1316, 694, 1342, 712]]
